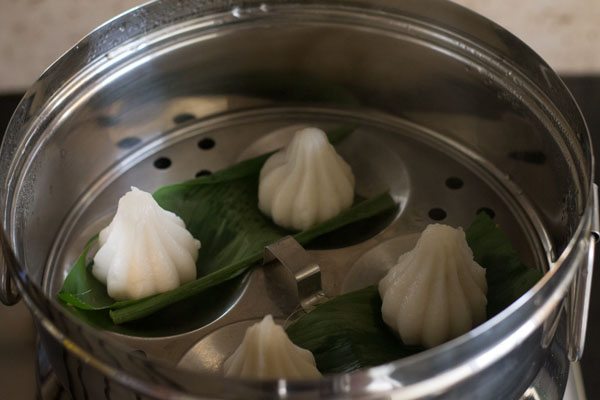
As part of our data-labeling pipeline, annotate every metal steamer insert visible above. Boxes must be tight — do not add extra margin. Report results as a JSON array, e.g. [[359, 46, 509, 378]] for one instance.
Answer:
[[43, 110, 544, 370]]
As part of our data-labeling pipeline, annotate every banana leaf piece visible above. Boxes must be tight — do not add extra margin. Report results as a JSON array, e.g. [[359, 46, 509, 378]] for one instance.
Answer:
[[286, 212, 543, 373], [57, 236, 112, 311], [286, 286, 423, 373], [466, 212, 543, 318]]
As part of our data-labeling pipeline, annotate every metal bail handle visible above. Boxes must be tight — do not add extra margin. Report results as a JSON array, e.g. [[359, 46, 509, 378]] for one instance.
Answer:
[[264, 236, 326, 311], [0, 233, 21, 306]]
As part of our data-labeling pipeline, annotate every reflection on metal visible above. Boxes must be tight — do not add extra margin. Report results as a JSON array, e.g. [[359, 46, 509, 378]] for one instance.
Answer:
[[523, 387, 543, 400], [0, 231, 21, 305], [567, 184, 599, 361]]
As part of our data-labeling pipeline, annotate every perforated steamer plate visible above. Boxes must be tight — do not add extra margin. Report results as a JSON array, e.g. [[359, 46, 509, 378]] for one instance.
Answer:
[[42, 105, 548, 370]]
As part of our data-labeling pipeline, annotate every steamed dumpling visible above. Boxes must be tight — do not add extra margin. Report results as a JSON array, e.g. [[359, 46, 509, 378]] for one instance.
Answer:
[[223, 315, 321, 379], [93, 187, 201, 300], [378, 224, 487, 348], [258, 127, 355, 231]]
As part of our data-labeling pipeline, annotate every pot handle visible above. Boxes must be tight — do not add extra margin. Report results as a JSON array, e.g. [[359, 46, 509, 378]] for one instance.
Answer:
[[568, 183, 599, 361], [0, 235, 21, 305]]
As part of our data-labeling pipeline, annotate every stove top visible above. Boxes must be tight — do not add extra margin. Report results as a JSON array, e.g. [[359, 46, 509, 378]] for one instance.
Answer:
[[0, 76, 599, 399]]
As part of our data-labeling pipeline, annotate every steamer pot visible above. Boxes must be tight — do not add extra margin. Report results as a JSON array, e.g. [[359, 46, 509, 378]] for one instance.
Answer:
[[0, 1, 598, 399]]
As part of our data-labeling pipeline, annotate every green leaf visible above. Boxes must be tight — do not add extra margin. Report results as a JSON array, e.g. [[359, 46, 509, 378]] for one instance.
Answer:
[[286, 286, 423, 373], [466, 212, 543, 318], [150, 170, 287, 278], [57, 236, 113, 310], [109, 192, 397, 324], [286, 213, 543, 372]]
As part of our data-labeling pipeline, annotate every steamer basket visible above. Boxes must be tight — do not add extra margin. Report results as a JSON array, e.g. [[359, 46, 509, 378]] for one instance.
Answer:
[[0, 1, 597, 399]]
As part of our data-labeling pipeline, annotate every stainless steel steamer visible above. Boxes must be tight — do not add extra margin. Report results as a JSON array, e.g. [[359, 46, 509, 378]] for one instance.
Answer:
[[0, 1, 597, 399]]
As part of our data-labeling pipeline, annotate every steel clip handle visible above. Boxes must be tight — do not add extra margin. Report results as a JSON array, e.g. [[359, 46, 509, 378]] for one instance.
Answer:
[[0, 232, 21, 305], [568, 183, 599, 361], [264, 236, 326, 312]]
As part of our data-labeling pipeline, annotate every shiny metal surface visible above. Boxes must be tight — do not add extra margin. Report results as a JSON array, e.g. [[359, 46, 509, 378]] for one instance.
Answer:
[[264, 236, 326, 311], [0, 231, 20, 305], [0, 0, 596, 399], [568, 184, 598, 361], [0, 222, 21, 306]]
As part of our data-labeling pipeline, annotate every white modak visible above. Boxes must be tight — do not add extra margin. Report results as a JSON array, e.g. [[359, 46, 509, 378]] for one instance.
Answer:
[[258, 127, 355, 231], [379, 224, 488, 348], [223, 315, 321, 379], [92, 187, 201, 300]]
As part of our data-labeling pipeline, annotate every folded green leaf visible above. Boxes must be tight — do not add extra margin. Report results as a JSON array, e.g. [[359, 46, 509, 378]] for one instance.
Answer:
[[286, 286, 423, 373], [287, 212, 543, 372], [466, 212, 543, 318], [57, 236, 112, 310]]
